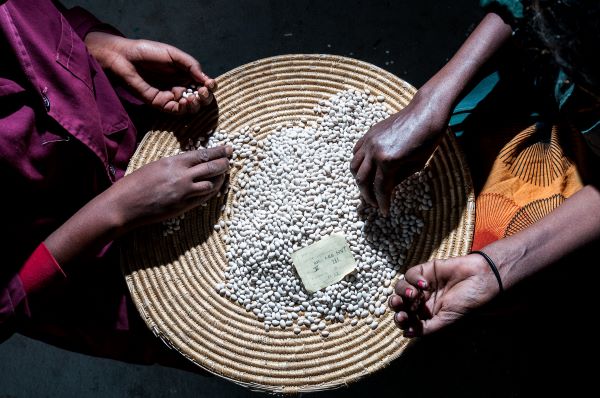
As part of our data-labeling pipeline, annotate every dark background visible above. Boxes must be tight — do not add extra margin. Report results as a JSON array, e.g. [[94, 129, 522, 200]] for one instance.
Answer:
[[0, 1, 486, 397]]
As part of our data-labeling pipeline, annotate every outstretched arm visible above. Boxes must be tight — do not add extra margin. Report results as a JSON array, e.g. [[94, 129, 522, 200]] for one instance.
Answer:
[[351, 12, 512, 215], [391, 184, 600, 336], [44, 146, 232, 268]]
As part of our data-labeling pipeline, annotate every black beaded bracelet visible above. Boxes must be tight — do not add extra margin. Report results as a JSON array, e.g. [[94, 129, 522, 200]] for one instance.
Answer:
[[470, 250, 504, 293]]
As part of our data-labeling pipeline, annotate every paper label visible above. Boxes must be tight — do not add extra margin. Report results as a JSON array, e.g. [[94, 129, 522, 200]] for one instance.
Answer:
[[291, 233, 356, 293]]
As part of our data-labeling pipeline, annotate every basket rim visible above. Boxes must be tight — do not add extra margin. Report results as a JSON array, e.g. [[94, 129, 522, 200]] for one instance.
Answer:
[[121, 54, 475, 393]]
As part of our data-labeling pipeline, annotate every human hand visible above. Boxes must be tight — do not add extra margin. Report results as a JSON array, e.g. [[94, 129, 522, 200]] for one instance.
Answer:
[[107, 145, 232, 232], [389, 254, 500, 337], [85, 32, 217, 114], [350, 12, 514, 216], [350, 91, 449, 216]]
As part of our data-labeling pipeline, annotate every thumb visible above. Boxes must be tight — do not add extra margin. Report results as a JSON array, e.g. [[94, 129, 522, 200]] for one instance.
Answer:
[[164, 45, 216, 90], [420, 315, 448, 335], [403, 314, 447, 337], [112, 56, 167, 105]]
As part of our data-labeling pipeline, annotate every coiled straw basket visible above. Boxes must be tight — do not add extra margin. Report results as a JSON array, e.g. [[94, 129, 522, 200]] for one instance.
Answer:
[[121, 54, 475, 393]]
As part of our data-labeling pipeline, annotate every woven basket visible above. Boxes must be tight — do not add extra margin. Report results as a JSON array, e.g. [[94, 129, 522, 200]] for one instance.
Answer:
[[121, 54, 475, 393]]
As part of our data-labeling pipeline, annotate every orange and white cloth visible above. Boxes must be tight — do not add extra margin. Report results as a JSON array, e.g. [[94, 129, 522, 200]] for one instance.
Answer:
[[469, 122, 589, 250]]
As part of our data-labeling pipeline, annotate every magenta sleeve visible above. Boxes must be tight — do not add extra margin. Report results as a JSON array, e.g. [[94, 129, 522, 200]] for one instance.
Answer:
[[60, 5, 124, 40]]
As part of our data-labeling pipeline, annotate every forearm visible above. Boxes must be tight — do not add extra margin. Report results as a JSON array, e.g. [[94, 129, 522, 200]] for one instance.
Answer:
[[419, 12, 512, 113], [43, 188, 126, 269], [483, 185, 600, 288], [43, 146, 232, 268]]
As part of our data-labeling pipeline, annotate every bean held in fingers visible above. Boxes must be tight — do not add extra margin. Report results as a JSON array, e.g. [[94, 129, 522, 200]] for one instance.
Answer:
[[85, 33, 217, 115]]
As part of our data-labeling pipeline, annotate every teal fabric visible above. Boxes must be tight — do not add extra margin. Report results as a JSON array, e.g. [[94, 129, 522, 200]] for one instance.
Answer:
[[449, 72, 500, 133], [555, 69, 576, 110], [450, 0, 600, 155], [480, 0, 524, 18]]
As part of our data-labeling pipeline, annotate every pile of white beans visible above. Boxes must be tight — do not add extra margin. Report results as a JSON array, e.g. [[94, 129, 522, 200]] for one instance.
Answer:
[[201, 89, 432, 336]]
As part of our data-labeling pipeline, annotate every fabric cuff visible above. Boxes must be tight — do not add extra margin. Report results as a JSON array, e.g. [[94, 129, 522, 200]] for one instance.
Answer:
[[62, 6, 124, 41], [0, 275, 30, 342], [18, 243, 67, 295]]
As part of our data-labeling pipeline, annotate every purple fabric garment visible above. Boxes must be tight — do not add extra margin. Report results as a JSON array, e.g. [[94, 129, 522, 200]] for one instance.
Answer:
[[0, 0, 140, 346]]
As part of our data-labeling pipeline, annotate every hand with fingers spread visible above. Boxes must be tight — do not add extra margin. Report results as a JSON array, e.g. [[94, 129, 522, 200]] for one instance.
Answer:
[[350, 91, 448, 216], [84, 31, 217, 114], [388, 255, 500, 337]]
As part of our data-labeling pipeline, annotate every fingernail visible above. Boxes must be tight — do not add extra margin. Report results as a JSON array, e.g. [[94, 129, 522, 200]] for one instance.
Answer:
[[405, 288, 413, 298], [417, 280, 427, 289]]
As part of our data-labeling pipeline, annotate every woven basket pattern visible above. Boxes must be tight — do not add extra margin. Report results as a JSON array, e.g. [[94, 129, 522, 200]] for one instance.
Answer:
[[121, 54, 475, 393]]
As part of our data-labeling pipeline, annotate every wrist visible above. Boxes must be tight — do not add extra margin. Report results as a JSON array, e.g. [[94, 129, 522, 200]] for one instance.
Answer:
[[462, 253, 503, 299], [411, 84, 453, 131], [84, 31, 130, 70], [479, 238, 528, 290], [470, 250, 504, 293], [96, 182, 134, 237], [43, 187, 128, 266]]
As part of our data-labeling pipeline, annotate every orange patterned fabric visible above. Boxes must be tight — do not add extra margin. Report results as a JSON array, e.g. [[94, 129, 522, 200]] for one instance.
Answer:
[[471, 124, 584, 251]]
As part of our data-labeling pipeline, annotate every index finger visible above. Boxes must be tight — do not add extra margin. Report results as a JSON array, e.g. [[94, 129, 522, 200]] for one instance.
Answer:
[[189, 157, 230, 181], [373, 166, 393, 217], [405, 258, 456, 293], [404, 261, 433, 290], [355, 155, 377, 207], [353, 134, 366, 154], [181, 145, 233, 166]]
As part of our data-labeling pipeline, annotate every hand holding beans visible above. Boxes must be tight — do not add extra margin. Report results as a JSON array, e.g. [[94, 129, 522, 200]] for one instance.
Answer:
[[85, 32, 217, 114], [388, 254, 499, 337]]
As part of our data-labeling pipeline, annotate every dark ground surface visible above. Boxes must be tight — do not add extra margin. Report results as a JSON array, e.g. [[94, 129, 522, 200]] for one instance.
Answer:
[[6, 1, 571, 397]]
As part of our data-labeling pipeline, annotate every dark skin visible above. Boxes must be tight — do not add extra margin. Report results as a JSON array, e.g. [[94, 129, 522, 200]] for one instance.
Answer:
[[391, 185, 600, 336], [84, 32, 217, 114], [351, 13, 600, 336], [45, 147, 232, 266], [43, 32, 230, 269], [351, 13, 513, 215]]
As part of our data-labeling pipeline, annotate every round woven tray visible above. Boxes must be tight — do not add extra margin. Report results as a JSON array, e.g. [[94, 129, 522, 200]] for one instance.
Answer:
[[121, 54, 475, 393]]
